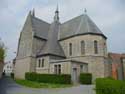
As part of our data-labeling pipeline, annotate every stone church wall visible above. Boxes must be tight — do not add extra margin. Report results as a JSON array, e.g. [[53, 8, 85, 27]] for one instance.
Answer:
[[60, 35, 107, 58], [36, 56, 50, 74], [59, 34, 108, 81], [15, 57, 32, 79], [17, 14, 33, 59], [50, 61, 71, 74]]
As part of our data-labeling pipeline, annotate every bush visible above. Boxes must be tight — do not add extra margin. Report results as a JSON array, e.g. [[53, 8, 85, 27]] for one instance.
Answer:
[[0, 47, 5, 61], [96, 78, 125, 94], [25, 72, 71, 84], [79, 73, 92, 84]]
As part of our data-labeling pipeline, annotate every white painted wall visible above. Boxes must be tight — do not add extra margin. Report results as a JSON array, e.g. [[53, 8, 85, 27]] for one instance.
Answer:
[[3, 61, 14, 76]]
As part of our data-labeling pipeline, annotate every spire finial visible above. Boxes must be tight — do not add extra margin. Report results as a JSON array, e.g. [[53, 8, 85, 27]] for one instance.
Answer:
[[32, 8, 35, 17], [55, 3, 59, 13], [54, 4, 59, 22], [84, 8, 87, 14]]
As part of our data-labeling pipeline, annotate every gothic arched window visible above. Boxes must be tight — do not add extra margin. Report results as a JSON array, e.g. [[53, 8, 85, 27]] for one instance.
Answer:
[[42, 59, 44, 67], [69, 43, 72, 56], [94, 40, 98, 54], [38, 59, 41, 67], [81, 41, 85, 55]]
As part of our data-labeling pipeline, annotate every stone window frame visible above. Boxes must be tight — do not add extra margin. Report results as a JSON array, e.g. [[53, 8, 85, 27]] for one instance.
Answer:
[[38, 59, 41, 67], [69, 43, 72, 56], [54, 64, 61, 74], [80, 65, 83, 73], [37, 58, 45, 68], [94, 40, 98, 54], [41, 59, 44, 67], [81, 40, 85, 55]]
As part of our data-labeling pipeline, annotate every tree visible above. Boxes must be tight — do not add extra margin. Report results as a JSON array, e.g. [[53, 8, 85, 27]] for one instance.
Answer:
[[0, 39, 5, 61]]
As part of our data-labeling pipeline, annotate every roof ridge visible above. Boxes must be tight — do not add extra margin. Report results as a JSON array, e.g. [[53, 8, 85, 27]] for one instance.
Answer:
[[62, 14, 83, 25], [32, 16, 50, 25], [85, 14, 89, 33], [75, 14, 84, 35]]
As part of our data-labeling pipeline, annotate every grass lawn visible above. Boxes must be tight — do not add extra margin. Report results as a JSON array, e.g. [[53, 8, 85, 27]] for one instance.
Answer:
[[15, 79, 72, 88]]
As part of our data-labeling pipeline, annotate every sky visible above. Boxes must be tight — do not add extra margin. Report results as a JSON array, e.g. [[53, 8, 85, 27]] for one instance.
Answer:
[[0, 0, 125, 62]]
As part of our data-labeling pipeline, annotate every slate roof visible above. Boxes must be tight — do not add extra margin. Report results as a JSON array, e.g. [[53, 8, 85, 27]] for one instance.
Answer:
[[31, 15, 50, 39], [29, 11, 65, 57], [25, 11, 106, 57], [59, 14, 106, 40], [38, 22, 65, 57]]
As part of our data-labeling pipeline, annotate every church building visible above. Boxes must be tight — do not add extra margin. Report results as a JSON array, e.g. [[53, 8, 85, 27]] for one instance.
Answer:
[[14, 8, 111, 83]]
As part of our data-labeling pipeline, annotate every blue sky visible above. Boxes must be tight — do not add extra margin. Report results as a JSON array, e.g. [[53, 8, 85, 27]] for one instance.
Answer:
[[0, 0, 125, 61]]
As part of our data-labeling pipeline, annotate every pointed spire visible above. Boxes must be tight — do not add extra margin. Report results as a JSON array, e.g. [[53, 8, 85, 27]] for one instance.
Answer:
[[29, 10, 32, 15], [54, 4, 59, 22], [32, 8, 35, 17], [84, 8, 87, 14]]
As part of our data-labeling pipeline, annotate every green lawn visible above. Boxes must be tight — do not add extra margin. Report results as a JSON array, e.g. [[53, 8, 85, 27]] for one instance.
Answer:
[[15, 79, 72, 88]]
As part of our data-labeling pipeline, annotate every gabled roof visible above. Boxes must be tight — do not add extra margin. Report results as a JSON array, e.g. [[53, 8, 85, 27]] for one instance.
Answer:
[[38, 22, 65, 57], [59, 14, 106, 40], [37, 22, 65, 57], [22, 10, 107, 58], [31, 16, 50, 40], [24, 11, 50, 40], [36, 9, 65, 58]]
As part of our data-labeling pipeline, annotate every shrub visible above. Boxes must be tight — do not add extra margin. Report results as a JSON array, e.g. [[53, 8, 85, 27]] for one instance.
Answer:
[[0, 46, 5, 61], [0, 40, 5, 61], [25, 72, 71, 84], [96, 78, 125, 94], [79, 73, 92, 84]]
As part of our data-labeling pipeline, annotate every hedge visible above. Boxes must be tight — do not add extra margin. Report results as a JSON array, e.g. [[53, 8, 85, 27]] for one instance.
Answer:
[[25, 72, 71, 84], [79, 73, 92, 84], [96, 78, 125, 94]]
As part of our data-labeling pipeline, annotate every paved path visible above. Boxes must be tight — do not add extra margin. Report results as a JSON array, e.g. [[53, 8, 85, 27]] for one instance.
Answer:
[[0, 76, 95, 94]]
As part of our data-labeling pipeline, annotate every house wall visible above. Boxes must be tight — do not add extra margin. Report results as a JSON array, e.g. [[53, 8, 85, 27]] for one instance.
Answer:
[[50, 60, 88, 83], [14, 57, 36, 79], [60, 35, 108, 81], [123, 58, 125, 79], [3, 61, 14, 76], [16, 14, 34, 59], [50, 61, 71, 74], [60, 35, 107, 58], [15, 14, 39, 79], [36, 56, 50, 74]]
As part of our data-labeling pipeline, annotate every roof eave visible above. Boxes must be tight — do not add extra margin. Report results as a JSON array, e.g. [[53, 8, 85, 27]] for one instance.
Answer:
[[59, 33, 107, 41], [36, 53, 66, 58]]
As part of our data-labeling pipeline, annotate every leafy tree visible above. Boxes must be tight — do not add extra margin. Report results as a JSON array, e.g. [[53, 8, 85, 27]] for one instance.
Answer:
[[0, 39, 5, 61]]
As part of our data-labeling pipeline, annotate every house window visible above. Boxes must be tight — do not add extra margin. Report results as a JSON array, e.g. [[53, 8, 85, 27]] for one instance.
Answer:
[[54, 64, 61, 74], [58, 64, 61, 74], [94, 40, 98, 54], [81, 41, 85, 55], [38, 59, 41, 67], [69, 43, 72, 56], [80, 65, 83, 73], [41, 59, 44, 67], [54, 65, 58, 74]]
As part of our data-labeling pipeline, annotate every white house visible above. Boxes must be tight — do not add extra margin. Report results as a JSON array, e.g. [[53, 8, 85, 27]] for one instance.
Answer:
[[3, 61, 14, 76]]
